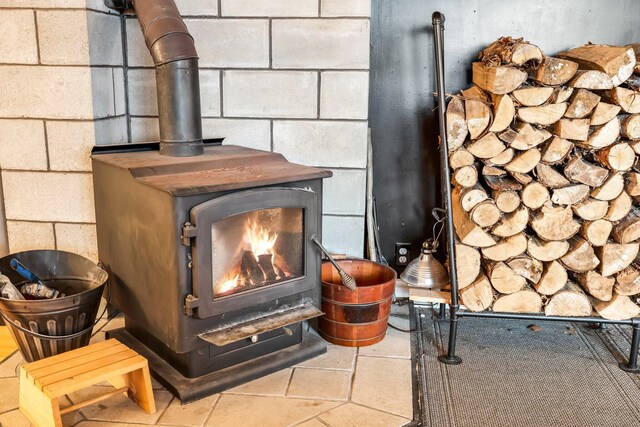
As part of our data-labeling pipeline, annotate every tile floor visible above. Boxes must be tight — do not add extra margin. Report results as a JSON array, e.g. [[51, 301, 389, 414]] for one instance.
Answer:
[[0, 305, 414, 427]]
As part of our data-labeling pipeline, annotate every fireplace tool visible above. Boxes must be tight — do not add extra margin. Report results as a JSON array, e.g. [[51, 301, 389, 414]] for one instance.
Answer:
[[310, 235, 357, 290]]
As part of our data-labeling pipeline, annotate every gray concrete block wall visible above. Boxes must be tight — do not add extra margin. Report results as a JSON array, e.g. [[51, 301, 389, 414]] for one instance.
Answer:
[[126, 0, 372, 256], [0, 4, 125, 260]]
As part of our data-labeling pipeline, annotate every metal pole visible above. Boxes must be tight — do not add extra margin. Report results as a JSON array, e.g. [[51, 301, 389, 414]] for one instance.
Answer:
[[620, 322, 640, 373], [431, 11, 462, 366]]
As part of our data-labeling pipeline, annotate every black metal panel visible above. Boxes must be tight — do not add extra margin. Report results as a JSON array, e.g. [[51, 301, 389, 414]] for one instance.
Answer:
[[369, 0, 640, 269]]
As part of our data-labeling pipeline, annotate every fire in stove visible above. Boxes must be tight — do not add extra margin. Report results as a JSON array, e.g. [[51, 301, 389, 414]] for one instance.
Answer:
[[212, 208, 303, 298]]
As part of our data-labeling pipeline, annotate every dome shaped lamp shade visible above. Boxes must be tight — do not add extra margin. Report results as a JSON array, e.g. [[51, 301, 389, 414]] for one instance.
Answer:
[[400, 239, 449, 288]]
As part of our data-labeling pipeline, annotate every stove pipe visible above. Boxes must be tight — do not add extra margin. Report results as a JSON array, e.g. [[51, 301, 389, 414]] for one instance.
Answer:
[[108, 0, 203, 156]]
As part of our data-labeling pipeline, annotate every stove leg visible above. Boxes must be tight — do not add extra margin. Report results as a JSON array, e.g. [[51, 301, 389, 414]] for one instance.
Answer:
[[620, 323, 640, 373], [438, 305, 462, 365], [436, 303, 447, 320]]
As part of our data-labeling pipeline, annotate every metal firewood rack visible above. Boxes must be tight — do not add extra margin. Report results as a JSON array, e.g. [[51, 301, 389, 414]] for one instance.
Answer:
[[430, 11, 640, 373]]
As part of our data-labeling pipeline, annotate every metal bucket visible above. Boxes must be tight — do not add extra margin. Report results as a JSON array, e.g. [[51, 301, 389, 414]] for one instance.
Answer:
[[320, 259, 396, 347], [0, 250, 108, 362]]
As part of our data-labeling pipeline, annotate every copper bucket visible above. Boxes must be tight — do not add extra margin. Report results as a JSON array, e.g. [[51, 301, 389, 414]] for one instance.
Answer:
[[320, 259, 396, 347]]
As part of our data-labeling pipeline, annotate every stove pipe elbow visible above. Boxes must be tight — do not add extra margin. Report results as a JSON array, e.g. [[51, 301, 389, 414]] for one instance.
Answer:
[[111, 0, 203, 156]]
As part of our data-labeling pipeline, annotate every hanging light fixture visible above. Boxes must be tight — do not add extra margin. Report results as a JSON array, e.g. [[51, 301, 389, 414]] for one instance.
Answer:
[[400, 208, 450, 289]]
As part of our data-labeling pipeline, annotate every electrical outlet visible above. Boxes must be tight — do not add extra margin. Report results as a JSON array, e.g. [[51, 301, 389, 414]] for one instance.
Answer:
[[395, 243, 411, 267]]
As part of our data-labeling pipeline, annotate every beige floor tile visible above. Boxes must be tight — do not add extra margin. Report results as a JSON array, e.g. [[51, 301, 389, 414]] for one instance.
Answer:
[[295, 343, 356, 370], [0, 351, 22, 378], [350, 356, 412, 418], [287, 368, 351, 401], [158, 394, 219, 426], [224, 368, 292, 396], [205, 394, 340, 427], [294, 418, 329, 427], [69, 384, 173, 424], [102, 315, 126, 332], [89, 330, 106, 344], [76, 423, 170, 427], [319, 402, 410, 427], [0, 377, 19, 413], [0, 409, 31, 427], [357, 327, 411, 359]]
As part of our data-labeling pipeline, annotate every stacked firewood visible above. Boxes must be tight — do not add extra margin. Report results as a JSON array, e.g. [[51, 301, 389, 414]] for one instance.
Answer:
[[447, 37, 640, 320]]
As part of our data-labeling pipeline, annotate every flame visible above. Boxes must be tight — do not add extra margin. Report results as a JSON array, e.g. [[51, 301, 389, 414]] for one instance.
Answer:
[[216, 274, 239, 295], [244, 219, 278, 257]]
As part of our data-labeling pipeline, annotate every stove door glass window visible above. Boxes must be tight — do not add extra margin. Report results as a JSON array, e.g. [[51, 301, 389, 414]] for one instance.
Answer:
[[211, 207, 304, 298]]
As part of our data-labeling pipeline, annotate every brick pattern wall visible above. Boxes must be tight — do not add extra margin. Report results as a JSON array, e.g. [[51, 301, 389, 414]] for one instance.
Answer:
[[0, 0, 371, 259], [0, 1, 127, 260], [126, 0, 371, 256]]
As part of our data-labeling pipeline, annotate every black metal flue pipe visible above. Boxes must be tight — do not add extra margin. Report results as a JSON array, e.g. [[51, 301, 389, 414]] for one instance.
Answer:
[[107, 0, 203, 157]]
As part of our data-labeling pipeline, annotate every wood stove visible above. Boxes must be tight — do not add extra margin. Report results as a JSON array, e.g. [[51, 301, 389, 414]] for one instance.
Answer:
[[91, 141, 331, 402]]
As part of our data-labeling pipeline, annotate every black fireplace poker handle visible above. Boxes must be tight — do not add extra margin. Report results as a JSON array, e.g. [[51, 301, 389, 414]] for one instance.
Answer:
[[309, 235, 357, 290]]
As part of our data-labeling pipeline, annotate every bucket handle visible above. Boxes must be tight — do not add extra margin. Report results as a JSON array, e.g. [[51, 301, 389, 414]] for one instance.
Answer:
[[0, 279, 110, 341]]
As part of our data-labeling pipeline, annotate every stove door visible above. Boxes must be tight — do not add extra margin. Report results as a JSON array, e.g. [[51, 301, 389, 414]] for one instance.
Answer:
[[187, 187, 319, 319]]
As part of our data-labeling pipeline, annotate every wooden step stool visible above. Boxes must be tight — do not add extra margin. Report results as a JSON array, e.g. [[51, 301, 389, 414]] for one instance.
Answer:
[[19, 338, 156, 427]]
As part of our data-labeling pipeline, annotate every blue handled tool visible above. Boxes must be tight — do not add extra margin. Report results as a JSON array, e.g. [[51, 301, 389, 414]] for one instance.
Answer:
[[10, 258, 44, 290]]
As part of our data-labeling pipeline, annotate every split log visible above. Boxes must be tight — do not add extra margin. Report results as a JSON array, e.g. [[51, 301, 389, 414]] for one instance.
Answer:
[[597, 243, 640, 276], [449, 149, 475, 169], [595, 142, 635, 171], [625, 172, 640, 197], [613, 209, 640, 244], [620, 114, 640, 140], [505, 148, 540, 174], [590, 102, 622, 126], [567, 70, 613, 90], [541, 136, 573, 164], [563, 157, 609, 187], [535, 163, 571, 189], [499, 122, 551, 150], [564, 89, 600, 118], [529, 57, 578, 86], [507, 256, 543, 284], [453, 165, 478, 188], [550, 184, 589, 205], [455, 242, 481, 289], [527, 236, 569, 262], [493, 190, 520, 213], [632, 140, 640, 155], [484, 174, 522, 192], [558, 44, 636, 87], [560, 236, 600, 273], [604, 87, 640, 114], [452, 188, 496, 247], [605, 191, 632, 222], [521, 181, 549, 210], [484, 261, 526, 294], [552, 118, 590, 141], [593, 293, 640, 320], [581, 219, 613, 247], [544, 282, 592, 317], [573, 198, 609, 221], [493, 289, 542, 313], [488, 148, 515, 166], [534, 261, 568, 295], [459, 273, 494, 312], [531, 205, 580, 241], [491, 206, 528, 238], [575, 271, 614, 302], [470, 200, 501, 228], [460, 185, 489, 212], [511, 86, 554, 106], [510, 172, 533, 185], [630, 43, 640, 75], [489, 94, 516, 132], [551, 87, 574, 104], [479, 38, 543, 66], [446, 97, 468, 152], [481, 232, 527, 262], [467, 132, 506, 159], [472, 62, 528, 95], [591, 173, 624, 201], [463, 86, 492, 139], [615, 266, 640, 296], [518, 102, 567, 126], [581, 117, 620, 149], [482, 165, 505, 177]]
